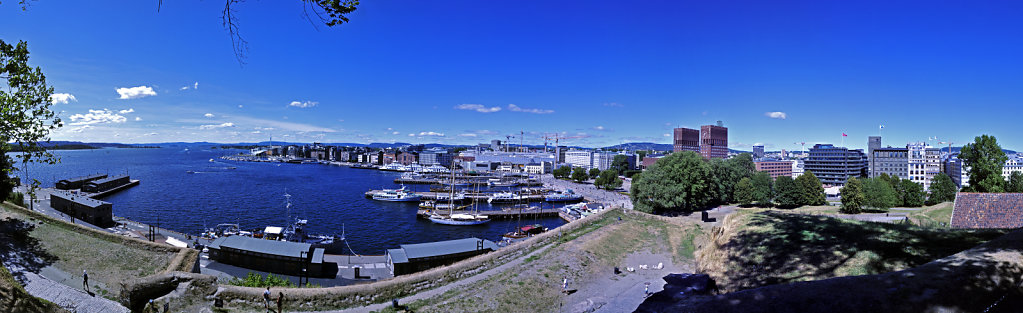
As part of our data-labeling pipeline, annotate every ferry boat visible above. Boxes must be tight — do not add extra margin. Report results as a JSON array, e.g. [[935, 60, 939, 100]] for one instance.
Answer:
[[379, 163, 408, 172], [544, 189, 584, 202], [487, 191, 522, 203], [488, 179, 519, 187], [371, 186, 422, 202]]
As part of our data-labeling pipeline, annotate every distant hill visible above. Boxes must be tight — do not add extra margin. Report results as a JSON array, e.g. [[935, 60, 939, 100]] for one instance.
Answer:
[[602, 142, 673, 151]]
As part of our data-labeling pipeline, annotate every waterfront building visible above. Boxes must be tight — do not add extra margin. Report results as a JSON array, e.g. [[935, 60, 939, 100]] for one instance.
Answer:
[[908, 142, 942, 190], [804, 144, 867, 186], [564, 149, 594, 169], [524, 162, 553, 174], [49, 190, 114, 227], [386, 237, 498, 276], [753, 145, 765, 159], [754, 160, 793, 178], [56, 174, 107, 190], [394, 151, 418, 165], [419, 148, 452, 168], [870, 147, 909, 179], [207, 236, 335, 278], [700, 123, 728, 159], [82, 175, 131, 193], [468, 151, 556, 166], [672, 127, 699, 153]]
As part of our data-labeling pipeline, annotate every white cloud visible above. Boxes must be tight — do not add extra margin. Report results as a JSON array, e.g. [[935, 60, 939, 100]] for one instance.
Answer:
[[179, 86, 189, 91], [194, 82, 199, 89], [50, 93, 77, 104], [70, 125, 94, 133], [143, 132, 158, 136], [69, 109, 127, 125], [592, 126, 611, 131], [230, 116, 336, 133], [392, 131, 401, 135], [408, 133, 415, 137], [134, 117, 142, 121], [418, 131, 444, 137], [458, 133, 478, 137], [119, 108, 134, 114], [116, 86, 157, 99], [180, 82, 199, 90], [238, 105, 244, 108], [199, 122, 235, 130], [765, 111, 787, 119], [289, 101, 318, 108], [507, 104, 554, 114], [252, 130, 262, 134], [455, 104, 501, 113], [663, 133, 671, 137], [603, 102, 623, 107], [204, 113, 215, 118]]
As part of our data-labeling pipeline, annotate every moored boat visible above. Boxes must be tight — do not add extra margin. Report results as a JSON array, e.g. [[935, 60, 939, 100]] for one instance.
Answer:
[[372, 186, 422, 202]]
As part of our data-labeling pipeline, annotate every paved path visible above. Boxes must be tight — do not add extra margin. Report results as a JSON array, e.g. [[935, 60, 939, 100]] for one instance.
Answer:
[[297, 244, 554, 313], [541, 174, 633, 210], [21, 271, 129, 313]]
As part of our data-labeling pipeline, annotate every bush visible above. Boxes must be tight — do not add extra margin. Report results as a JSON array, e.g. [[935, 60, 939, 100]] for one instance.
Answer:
[[227, 272, 296, 288], [6, 191, 24, 207]]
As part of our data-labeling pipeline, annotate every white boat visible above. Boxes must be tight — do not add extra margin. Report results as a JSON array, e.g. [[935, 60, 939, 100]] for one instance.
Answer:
[[545, 189, 584, 202], [436, 192, 466, 202], [487, 191, 522, 203], [372, 186, 422, 202], [379, 163, 408, 172], [429, 166, 490, 225]]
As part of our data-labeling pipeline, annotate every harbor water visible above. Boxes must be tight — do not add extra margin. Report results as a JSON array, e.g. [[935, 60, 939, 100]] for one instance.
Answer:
[[15, 147, 567, 254]]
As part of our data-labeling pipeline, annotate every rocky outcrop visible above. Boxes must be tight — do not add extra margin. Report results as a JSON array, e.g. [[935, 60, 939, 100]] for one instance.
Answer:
[[119, 271, 218, 312]]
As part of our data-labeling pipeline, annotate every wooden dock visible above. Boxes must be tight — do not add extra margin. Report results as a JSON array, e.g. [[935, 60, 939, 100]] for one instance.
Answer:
[[416, 208, 564, 220], [365, 190, 547, 202]]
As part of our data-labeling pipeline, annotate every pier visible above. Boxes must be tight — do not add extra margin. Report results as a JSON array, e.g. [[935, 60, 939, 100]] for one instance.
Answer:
[[416, 207, 564, 220], [366, 190, 548, 202]]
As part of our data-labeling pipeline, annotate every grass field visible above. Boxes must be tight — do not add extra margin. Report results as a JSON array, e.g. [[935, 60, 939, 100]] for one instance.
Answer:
[[906, 202, 955, 227], [1, 202, 177, 300], [698, 209, 1006, 293], [372, 211, 706, 313]]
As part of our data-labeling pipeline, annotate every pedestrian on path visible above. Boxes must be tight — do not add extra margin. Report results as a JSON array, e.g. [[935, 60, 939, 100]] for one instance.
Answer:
[[277, 291, 285, 313], [263, 287, 272, 312], [562, 276, 568, 294], [644, 282, 650, 297], [82, 270, 90, 293]]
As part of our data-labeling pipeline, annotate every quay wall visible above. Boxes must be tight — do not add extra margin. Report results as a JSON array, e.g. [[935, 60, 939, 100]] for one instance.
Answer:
[[214, 204, 624, 312]]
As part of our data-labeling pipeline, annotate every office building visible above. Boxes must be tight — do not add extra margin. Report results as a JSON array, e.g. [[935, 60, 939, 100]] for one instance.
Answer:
[[419, 148, 452, 167], [672, 127, 699, 153], [870, 147, 909, 179], [791, 159, 804, 178], [700, 123, 729, 159], [564, 149, 594, 169], [755, 160, 793, 178], [867, 136, 881, 173], [945, 154, 969, 188], [908, 142, 942, 190], [753, 145, 765, 159], [804, 144, 867, 186], [1003, 156, 1023, 179]]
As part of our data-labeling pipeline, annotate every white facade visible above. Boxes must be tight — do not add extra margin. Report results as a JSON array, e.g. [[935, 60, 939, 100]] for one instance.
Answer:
[[524, 162, 553, 174], [564, 150, 593, 169], [592, 152, 616, 171], [791, 159, 804, 178], [1003, 156, 1023, 179], [907, 143, 941, 190]]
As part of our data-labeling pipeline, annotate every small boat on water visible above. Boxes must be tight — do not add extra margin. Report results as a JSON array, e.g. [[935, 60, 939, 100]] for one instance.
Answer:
[[202, 223, 253, 239], [487, 191, 522, 204], [419, 200, 468, 211], [502, 224, 548, 240], [259, 193, 346, 253], [429, 167, 490, 226], [545, 189, 584, 202], [372, 186, 422, 202]]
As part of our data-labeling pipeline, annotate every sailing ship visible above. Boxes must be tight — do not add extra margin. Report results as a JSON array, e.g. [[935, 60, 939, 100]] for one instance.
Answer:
[[429, 167, 490, 225], [371, 186, 422, 202]]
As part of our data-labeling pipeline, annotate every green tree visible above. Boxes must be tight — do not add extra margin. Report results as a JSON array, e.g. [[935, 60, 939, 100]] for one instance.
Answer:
[[774, 176, 800, 209], [594, 169, 623, 190], [630, 151, 714, 214], [729, 153, 756, 179], [1007, 172, 1023, 193], [751, 171, 774, 206], [611, 154, 631, 175], [959, 134, 1008, 192], [552, 165, 572, 179], [862, 177, 899, 210], [572, 167, 589, 183], [927, 173, 958, 205], [840, 177, 865, 214], [637, 150, 649, 160], [1, 40, 62, 203], [901, 179, 925, 207], [588, 167, 601, 179], [796, 171, 826, 206], [734, 177, 754, 206]]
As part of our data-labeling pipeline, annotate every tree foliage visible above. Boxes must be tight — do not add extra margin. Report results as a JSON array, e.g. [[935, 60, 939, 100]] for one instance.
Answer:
[[751, 171, 774, 206], [734, 177, 753, 206], [901, 179, 925, 207], [588, 167, 601, 179], [552, 165, 571, 179], [611, 154, 631, 175], [927, 173, 958, 205], [862, 177, 899, 210], [571, 167, 589, 183], [630, 151, 714, 214], [960, 134, 1007, 193], [1, 40, 62, 201], [1007, 172, 1023, 193], [774, 176, 800, 209], [840, 177, 865, 214], [594, 169, 623, 190], [796, 171, 826, 206]]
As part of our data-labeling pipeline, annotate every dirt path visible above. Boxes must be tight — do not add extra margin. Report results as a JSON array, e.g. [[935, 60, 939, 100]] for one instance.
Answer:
[[564, 251, 692, 313], [21, 271, 129, 313], [298, 244, 555, 313]]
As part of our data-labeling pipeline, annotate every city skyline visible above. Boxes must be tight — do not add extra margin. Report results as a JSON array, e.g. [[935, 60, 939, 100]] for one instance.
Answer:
[[3, 1, 1023, 150]]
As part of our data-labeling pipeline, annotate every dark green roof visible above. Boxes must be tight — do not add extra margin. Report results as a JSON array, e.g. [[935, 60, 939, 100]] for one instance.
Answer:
[[208, 236, 313, 259], [394, 237, 497, 261]]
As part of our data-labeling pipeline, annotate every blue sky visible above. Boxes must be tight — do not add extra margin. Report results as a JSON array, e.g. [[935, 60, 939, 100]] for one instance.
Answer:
[[3, 1, 1023, 150]]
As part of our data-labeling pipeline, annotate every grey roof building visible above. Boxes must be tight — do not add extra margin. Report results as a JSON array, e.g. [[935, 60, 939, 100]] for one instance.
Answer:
[[207, 236, 334, 278], [870, 147, 908, 179], [386, 237, 498, 276]]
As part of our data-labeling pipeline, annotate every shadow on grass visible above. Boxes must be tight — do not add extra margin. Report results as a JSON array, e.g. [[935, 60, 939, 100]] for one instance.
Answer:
[[719, 211, 1005, 292], [0, 217, 59, 284]]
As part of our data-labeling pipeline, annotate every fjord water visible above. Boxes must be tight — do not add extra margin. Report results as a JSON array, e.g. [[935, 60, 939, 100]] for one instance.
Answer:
[[19, 147, 566, 254]]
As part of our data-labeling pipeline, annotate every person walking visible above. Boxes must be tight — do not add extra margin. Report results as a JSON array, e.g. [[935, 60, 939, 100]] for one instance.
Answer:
[[82, 270, 90, 293], [562, 276, 568, 294], [277, 291, 285, 313], [263, 287, 272, 313]]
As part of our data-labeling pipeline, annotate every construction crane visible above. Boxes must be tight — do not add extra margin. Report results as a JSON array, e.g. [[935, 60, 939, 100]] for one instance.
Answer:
[[938, 141, 955, 156], [505, 134, 515, 152], [794, 142, 806, 154]]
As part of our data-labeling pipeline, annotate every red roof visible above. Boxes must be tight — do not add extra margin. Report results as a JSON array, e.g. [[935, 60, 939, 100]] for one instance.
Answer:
[[950, 193, 1023, 229]]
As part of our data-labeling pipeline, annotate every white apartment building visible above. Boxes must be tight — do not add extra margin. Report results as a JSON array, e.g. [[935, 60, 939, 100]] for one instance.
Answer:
[[791, 159, 804, 178], [907, 143, 941, 190], [1003, 156, 1023, 179], [564, 150, 594, 169], [524, 162, 553, 174]]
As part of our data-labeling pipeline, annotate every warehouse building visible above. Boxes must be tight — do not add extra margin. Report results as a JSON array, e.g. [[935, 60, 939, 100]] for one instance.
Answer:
[[49, 190, 114, 227], [386, 237, 498, 276], [207, 235, 336, 278]]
